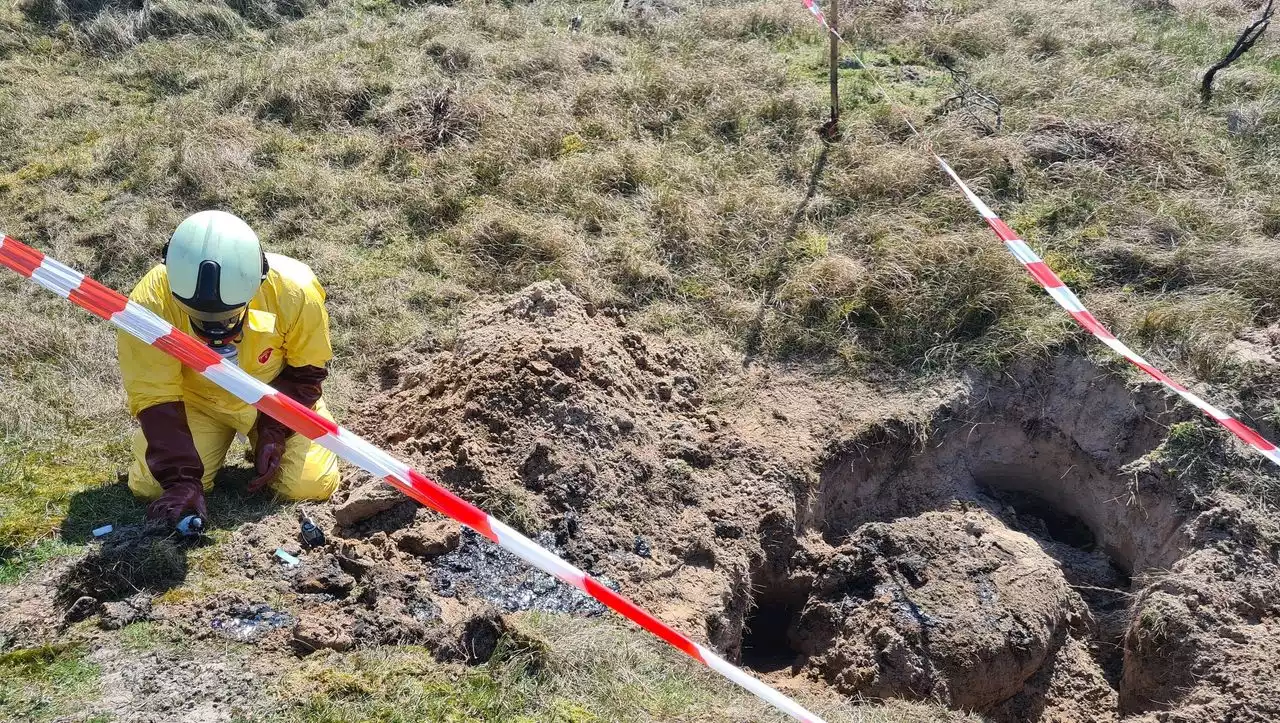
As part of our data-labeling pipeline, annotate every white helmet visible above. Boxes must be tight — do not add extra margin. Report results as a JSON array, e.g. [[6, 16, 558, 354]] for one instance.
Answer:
[[165, 211, 267, 342]]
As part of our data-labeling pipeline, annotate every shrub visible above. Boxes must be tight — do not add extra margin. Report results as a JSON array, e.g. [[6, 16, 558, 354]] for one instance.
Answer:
[[446, 204, 584, 292], [381, 86, 483, 153]]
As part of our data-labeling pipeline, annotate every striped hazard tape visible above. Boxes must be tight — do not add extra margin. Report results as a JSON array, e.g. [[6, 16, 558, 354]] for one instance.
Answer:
[[0, 233, 827, 723], [935, 158, 1280, 465], [801, 0, 833, 34]]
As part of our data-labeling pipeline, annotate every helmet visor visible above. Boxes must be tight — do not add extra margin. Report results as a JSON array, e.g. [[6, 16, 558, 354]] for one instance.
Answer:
[[176, 300, 246, 342]]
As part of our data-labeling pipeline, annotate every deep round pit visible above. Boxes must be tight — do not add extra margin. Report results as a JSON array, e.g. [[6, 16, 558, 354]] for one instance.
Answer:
[[983, 486, 1097, 550], [741, 594, 803, 673]]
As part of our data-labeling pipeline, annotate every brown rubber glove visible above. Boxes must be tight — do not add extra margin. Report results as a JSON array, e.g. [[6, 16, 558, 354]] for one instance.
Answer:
[[247, 365, 327, 494], [137, 402, 207, 523]]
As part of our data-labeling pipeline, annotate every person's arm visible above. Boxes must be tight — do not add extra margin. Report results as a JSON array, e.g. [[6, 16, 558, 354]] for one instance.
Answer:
[[136, 401, 207, 521], [280, 273, 333, 374], [117, 267, 206, 520], [136, 402, 202, 486], [117, 268, 187, 418], [264, 275, 332, 424], [268, 364, 327, 411], [249, 274, 333, 492]]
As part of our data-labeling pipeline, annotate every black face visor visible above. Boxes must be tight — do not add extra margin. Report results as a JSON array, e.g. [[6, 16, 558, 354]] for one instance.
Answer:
[[175, 300, 247, 344]]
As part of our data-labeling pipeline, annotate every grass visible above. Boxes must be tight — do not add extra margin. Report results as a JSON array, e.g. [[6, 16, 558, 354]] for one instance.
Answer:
[[278, 613, 980, 722], [0, 539, 80, 585], [117, 620, 187, 651], [0, 0, 1277, 423], [1145, 418, 1280, 507], [0, 439, 283, 583], [0, 644, 101, 722], [0, 440, 127, 572]]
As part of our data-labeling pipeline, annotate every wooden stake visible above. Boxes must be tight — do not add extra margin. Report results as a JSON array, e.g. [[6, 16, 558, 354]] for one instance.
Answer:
[[828, 0, 840, 126]]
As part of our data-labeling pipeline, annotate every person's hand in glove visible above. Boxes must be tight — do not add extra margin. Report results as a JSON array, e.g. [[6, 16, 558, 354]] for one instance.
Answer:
[[247, 420, 290, 494], [146, 478, 208, 523], [247, 364, 327, 495]]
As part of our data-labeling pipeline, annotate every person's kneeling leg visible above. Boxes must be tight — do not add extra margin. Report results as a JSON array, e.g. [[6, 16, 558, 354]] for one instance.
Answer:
[[128, 404, 236, 500], [266, 399, 341, 501]]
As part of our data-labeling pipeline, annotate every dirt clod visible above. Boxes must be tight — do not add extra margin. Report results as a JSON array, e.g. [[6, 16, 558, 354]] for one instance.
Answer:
[[332, 483, 408, 527], [1119, 498, 1280, 722], [394, 518, 462, 559], [456, 608, 507, 664], [64, 595, 101, 624], [292, 612, 355, 655], [291, 555, 356, 597], [99, 595, 151, 630]]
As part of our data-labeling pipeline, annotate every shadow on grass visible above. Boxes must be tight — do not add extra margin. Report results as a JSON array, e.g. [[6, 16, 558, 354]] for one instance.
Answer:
[[43, 466, 286, 604], [59, 466, 281, 545], [742, 139, 834, 364], [0, 455, 291, 586]]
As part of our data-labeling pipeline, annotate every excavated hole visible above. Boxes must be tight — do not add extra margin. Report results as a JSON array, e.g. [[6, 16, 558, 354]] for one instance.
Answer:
[[741, 582, 806, 673], [980, 481, 1134, 686], [964, 459, 1183, 577], [762, 365, 1191, 716], [985, 487, 1097, 550]]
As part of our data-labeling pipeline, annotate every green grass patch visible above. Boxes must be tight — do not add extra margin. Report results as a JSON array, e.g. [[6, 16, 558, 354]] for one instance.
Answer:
[[0, 442, 123, 560], [0, 645, 100, 722], [118, 621, 184, 652], [1150, 419, 1280, 507], [277, 614, 968, 723], [0, 538, 80, 585]]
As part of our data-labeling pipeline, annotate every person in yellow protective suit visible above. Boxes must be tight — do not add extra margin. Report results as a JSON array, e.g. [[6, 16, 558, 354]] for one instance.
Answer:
[[118, 210, 340, 523]]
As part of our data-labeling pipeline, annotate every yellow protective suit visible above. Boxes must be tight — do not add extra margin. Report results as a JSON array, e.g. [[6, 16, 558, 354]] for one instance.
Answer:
[[119, 253, 340, 501]]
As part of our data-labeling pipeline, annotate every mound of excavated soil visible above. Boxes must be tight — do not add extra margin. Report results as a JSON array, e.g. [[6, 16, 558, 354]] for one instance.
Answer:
[[343, 282, 857, 652], [1121, 498, 1280, 722], [796, 508, 1110, 717]]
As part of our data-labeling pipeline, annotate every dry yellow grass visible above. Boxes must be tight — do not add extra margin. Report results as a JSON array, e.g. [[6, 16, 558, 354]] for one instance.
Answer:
[[281, 612, 984, 722]]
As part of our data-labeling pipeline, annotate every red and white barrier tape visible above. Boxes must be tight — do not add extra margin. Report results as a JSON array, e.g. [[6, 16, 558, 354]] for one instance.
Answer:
[[800, 0, 834, 35], [0, 234, 826, 723], [935, 158, 1280, 465]]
